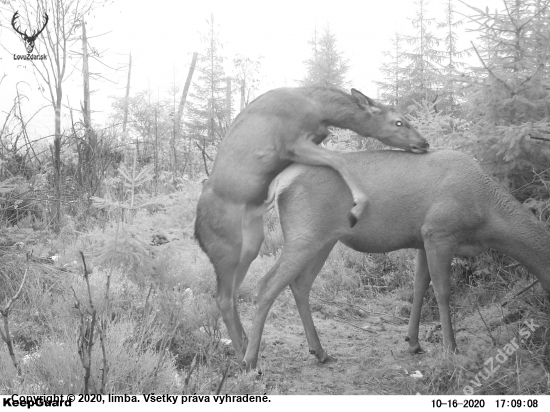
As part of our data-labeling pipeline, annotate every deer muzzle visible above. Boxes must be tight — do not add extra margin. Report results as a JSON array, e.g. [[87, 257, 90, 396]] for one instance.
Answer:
[[410, 141, 430, 154]]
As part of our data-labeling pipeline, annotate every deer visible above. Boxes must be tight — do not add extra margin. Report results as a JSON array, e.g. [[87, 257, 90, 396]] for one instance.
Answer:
[[11, 11, 49, 54], [241, 149, 550, 369], [194, 87, 429, 363]]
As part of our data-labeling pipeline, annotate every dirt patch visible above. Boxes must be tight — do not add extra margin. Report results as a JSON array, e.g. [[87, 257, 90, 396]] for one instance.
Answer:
[[237, 293, 443, 395]]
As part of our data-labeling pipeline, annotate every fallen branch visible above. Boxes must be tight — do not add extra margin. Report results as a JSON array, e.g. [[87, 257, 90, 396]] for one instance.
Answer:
[[501, 280, 540, 307], [311, 293, 410, 323], [529, 134, 550, 143], [330, 312, 375, 333], [215, 362, 231, 395]]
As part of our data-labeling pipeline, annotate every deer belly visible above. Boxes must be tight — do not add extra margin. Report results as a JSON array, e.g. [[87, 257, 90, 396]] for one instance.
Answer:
[[340, 231, 422, 254], [454, 242, 488, 257]]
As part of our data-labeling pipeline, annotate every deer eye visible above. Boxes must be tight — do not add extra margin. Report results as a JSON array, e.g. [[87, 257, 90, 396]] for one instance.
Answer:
[[395, 121, 403, 127]]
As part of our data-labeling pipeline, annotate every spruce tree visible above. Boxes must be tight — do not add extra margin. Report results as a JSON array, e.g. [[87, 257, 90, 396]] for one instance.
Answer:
[[403, 0, 444, 110], [300, 25, 349, 89], [436, 0, 470, 114], [375, 32, 409, 109], [184, 14, 228, 175], [464, 0, 550, 199]]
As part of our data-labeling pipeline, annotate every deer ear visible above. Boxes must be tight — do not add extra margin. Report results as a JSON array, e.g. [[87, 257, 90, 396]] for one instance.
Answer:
[[351, 88, 378, 112]]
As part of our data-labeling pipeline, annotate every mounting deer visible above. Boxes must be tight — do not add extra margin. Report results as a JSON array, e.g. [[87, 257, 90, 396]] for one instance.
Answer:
[[195, 87, 429, 362], [11, 11, 49, 54], [241, 149, 550, 369]]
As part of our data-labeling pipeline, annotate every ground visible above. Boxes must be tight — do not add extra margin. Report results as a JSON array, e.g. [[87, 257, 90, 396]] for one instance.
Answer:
[[227, 290, 451, 395]]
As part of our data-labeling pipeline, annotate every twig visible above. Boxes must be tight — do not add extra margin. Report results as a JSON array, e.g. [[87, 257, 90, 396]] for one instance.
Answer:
[[74, 251, 109, 394], [182, 354, 198, 395], [512, 167, 550, 194], [529, 135, 550, 142], [312, 294, 371, 315], [194, 141, 213, 161], [97, 310, 109, 394], [311, 293, 410, 323], [153, 314, 182, 378], [215, 362, 231, 395], [80, 251, 97, 394], [515, 353, 521, 393], [502, 280, 540, 307], [98, 263, 112, 394], [137, 285, 155, 351], [330, 313, 375, 333], [470, 41, 513, 93], [475, 303, 497, 346], [0, 268, 28, 376]]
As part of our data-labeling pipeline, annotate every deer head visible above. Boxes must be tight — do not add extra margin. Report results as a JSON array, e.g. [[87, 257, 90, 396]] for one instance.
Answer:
[[11, 11, 49, 54]]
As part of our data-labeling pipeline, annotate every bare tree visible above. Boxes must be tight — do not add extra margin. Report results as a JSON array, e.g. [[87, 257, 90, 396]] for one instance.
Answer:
[[12, 0, 108, 233], [233, 55, 263, 111]]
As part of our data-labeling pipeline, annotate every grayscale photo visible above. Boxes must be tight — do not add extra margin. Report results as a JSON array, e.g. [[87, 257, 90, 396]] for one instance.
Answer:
[[0, 0, 549, 404]]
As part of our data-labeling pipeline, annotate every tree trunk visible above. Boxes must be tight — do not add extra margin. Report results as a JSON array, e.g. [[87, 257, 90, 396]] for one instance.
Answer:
[[240, 80, 245, 112], [53, 101, 62, 234], [177, 52, 197, 177], [154, 106, 158, 195], [200, 138, 210, 177], [82, 21, 91, 129], [122, 53, 132, 136], [226, 77, 232, 126], [176, 52, 198, 136]]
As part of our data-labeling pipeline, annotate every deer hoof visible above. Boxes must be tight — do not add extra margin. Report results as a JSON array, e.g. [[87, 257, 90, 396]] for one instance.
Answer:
[[241, 360, 255, 372], [408, 342, 424, 354], [311, 348, 336, 363], [348, 212, 358, 227], [319, 353, 337, 363]]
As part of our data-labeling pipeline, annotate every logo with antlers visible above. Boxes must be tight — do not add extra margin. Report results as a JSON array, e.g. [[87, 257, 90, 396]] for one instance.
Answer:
[[11, 11, 49, 54]]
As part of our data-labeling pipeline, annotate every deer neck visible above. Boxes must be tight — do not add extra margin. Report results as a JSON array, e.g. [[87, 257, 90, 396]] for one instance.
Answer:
[[491, 208, 550, 293], [304, 88, 361, 130]]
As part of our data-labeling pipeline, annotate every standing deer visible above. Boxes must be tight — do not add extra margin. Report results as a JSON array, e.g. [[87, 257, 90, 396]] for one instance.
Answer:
[[195, 87, 429, 363], [241, 149, 550, 369]]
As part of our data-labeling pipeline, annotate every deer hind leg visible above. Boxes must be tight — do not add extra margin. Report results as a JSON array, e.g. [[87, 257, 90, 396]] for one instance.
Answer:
[[221, 202, 266, 361], [195, 194, 245, 360], [423, 239, 458, 352], [406, 249, 431, 354], [242, 239, 327, 370], [204, 227, 249, 362], [213, 253, 247, 361], [289, 241, 336, 363], [235, 203, 267, 293], [201, 201, 265, 363], [207, 229, 250, 361], [283, 139, 367, 227]]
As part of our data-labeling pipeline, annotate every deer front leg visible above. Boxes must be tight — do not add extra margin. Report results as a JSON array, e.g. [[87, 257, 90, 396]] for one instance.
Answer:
[[406, 249, 431, 354], [283, 140, 367, 226], [423, 239, 458, 352], [290, 241, 337, 363], [243, 238, 326, 370]]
